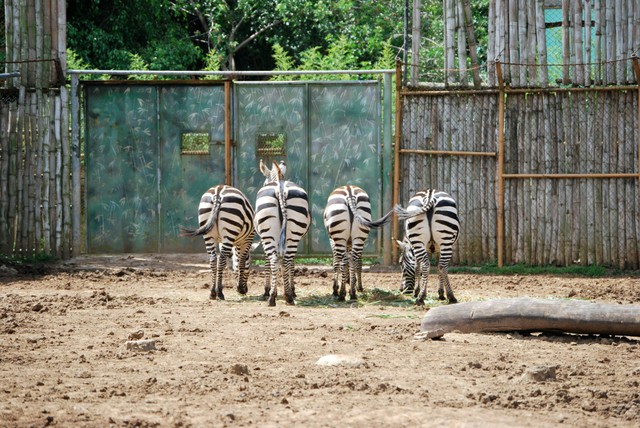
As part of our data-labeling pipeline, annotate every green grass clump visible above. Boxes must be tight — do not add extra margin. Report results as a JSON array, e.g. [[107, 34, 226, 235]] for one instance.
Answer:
[[0, 252, 57, 267], [451, 263, 624, 277]]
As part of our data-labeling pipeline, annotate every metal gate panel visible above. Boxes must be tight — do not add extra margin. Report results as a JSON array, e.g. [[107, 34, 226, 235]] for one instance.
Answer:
[[308, 82, 382, 255], [84, 83, 226, 253], [235, 81, 382, 256], [159, 85, 226, 252], [85, 85, 160, 253]]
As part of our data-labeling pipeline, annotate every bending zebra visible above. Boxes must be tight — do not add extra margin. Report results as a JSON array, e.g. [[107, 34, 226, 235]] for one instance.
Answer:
[[323, 185, 393, 301], [255, 161, 311, 306], [394, 189, 460, 305], [180, 185, 255, 300]]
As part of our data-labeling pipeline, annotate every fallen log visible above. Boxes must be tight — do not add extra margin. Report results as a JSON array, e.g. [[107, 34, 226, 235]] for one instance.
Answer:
[[418, 298, 640, 339]]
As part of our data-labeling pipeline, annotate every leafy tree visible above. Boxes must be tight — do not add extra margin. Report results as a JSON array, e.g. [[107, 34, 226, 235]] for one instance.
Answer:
[[67, 0, 200, 71]]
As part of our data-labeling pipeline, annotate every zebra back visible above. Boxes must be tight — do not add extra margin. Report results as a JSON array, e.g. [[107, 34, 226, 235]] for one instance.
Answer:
[[255, 179, 310, 259], [396, 189, 460, 250], [180, 185, 255, 246]]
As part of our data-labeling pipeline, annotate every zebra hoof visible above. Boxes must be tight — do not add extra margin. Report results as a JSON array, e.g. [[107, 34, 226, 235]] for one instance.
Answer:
[[268, 297, 276, 307], [414, 299, 425, 307], [448, 297, 458, 304], [237, 286, 248, 295]]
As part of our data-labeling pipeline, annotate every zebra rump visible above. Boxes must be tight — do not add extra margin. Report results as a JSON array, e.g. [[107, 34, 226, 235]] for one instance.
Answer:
[[255, 165, 310, 306], [394, 189, 460, 305], [323, 185, 393, 301], [180, 185, 255, 300]]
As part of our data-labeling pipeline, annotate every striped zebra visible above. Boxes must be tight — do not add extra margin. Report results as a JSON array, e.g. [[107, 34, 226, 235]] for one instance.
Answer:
[[323, 185, 393, 301], [180, 185, 255, 300], [255, 161, 311, 306], [394, 189, 460, 305]]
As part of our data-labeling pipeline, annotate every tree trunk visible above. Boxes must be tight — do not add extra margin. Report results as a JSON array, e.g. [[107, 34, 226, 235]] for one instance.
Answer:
[[419, 298, 640, 339]]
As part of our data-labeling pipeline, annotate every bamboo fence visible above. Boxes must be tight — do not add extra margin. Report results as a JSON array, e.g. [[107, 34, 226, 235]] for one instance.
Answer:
[[0, 0, 71, 258], [396, 58, 640, 269]]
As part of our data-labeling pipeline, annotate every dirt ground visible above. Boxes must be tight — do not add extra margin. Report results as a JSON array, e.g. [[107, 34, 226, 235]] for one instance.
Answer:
[[1, 254, 639, 428]]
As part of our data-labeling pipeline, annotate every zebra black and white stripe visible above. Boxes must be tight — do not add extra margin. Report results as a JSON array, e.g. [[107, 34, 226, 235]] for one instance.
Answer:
[[255, 161, 311, 306], [323, 185, 392, 301], [181, 185, 255, 300], [394, 189, 460, 305]]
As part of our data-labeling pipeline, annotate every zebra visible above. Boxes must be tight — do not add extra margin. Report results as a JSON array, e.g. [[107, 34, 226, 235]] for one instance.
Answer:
[[180, 185, 255, 300], [323, 185, 393, 301], [394, 189, 460, 306], [254, 160, 311, 306]]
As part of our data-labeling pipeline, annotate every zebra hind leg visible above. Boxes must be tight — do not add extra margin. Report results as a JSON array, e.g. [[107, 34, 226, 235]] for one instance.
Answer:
[[216, 245, 232, 300], [283, 256, 296, 305], [267, 254, 279, 306], [207, 249, 219, 300], [415, 255, 430, 306], [330, 246, 342, 298], [235, 243, 251, 295], [438, 255, 457, 304]]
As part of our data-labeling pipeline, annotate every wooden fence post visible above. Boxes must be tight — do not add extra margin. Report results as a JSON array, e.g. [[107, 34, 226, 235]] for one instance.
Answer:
[[496, 61, 505, 267]]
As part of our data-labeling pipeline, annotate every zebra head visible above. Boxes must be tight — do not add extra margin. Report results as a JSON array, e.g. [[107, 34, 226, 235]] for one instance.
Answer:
[[259, 159, 286, 185], [396, 238, 416, 294]]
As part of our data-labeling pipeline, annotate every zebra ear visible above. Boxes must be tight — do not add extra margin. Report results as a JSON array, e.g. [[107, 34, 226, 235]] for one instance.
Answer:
[[259, 159, 271, 178]]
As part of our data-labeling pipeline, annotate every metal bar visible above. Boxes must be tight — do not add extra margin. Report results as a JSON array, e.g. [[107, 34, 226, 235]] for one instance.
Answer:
[[392, 60, 403, 263], [224, 80, 232, 185], [503, 173, 639, 179], [68, 69, 396, 77], [400, 149, 497, 157], [496, 61, 505, 268]]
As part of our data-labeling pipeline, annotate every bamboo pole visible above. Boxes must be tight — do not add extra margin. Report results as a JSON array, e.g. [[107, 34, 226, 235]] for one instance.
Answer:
[[534, 0, 548, 87], [584, 0, 592, 86], [496, 61, 505, 267], [60, 87, 71, 258], [411, 0, 421, 87], [43, 91, 52, 254], [562, 0, 571, 85], [456, 0, 468, 87], [71, 74, 81, 255], [461, 0, 482, 88], [444, 0, 456, 86]]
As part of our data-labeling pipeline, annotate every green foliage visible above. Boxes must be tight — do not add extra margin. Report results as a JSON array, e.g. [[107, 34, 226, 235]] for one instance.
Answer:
[[67, 0, 491, 80]]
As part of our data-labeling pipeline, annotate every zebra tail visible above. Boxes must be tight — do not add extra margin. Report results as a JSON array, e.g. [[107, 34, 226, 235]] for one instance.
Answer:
[[277, 180, 287, 258], [393, 204, 418, 220], [349, 189, 394, 229], [364, 208, 394, 229], [179, 197, 221, 237]]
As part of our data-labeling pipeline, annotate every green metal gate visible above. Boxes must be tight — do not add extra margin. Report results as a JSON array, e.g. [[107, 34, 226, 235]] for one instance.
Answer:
[[83, 79, 387, 256], [85, 83, 226, 253], [235, 81, 384, 255]]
